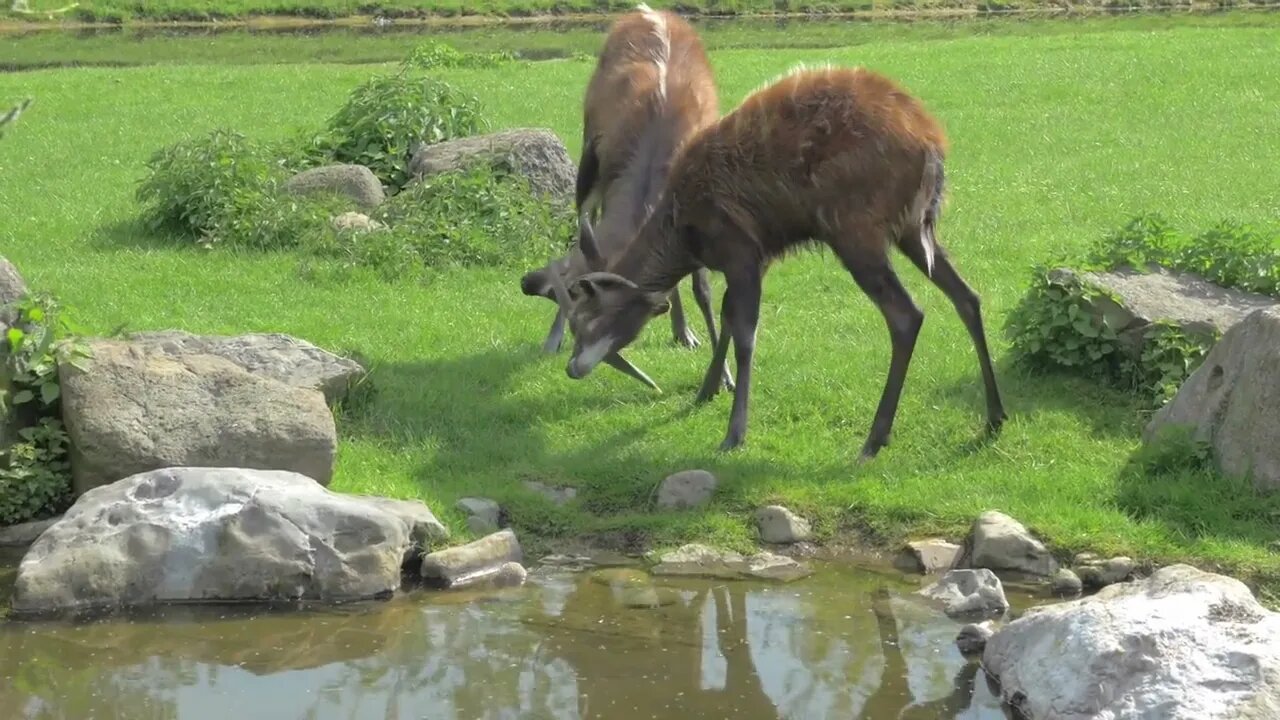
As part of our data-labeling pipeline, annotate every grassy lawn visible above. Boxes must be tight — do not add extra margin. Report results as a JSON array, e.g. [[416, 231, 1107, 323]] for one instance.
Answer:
[[5, 0, 1271, 25], [2, 14, 1279, 594]]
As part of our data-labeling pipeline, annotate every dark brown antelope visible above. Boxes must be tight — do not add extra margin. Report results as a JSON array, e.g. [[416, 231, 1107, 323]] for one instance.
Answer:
[[546, 65, 1007, 457], [519, 4, 731, 391]]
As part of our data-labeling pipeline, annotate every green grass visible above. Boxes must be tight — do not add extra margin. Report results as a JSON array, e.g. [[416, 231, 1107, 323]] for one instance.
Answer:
[[5, 10, 1279, 70], [6, 0, 1271, 25], [3, 15, 1280, 594]]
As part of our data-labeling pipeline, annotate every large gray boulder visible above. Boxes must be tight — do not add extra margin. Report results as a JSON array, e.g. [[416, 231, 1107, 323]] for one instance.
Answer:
[[10, 467, 447, 614], [122, 330, 366, 406], [983, 564, 1280, 720], [406, 128, 575, 201], [1145, 306, 1280, 493], [960, 510, 1059, 577], [1049, 265, 1277, 360], [59, 338, 337, 494], [917, 568, 1009, 619], [284, 164, 385, 210]]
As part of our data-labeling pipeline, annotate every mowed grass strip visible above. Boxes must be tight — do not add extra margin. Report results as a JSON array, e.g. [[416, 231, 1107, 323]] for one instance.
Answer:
[[2, 19, 1279, 588]]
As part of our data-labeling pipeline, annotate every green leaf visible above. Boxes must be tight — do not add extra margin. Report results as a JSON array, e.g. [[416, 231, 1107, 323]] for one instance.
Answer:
[[40, 382, 60, 405], [11, 389, 34, 404]]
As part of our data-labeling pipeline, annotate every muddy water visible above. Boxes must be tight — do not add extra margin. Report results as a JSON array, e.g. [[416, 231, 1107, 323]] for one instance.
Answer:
[[0, 558, 1036, 719]]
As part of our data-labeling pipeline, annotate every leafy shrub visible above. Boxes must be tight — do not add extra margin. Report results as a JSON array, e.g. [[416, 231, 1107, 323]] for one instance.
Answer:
[[305, 166, 575, 280], [403, 42, 515, 70], [1, 292, 88, 525], [315, 72, 485, 193], [136, 129, 346, 250], [1005, 214, 1276, 408]]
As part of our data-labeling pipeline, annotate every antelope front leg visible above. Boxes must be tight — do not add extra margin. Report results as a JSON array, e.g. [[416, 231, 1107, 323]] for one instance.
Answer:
[[541, 307, 567, 354], [691, 267, 733, 390], [718, 270, 762, 452], [669, 289, 700, 349], [695, 291, 733, 403]]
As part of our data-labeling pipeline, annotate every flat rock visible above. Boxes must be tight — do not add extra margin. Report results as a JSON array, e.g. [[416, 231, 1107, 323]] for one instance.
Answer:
[[648, 543, 812, 583], [1051, 568, 1084, 596], [0, 515, 60, 547], [894, 538, 961, 574], [754, 505, 812, 544], [617, 586, 680, 609], [406, 128, 575, 201], [11, 467, 432, 615], [1145, 305, 1280, 493], [983, 564, 1280, 720], [961, 510, 1059, 577], [956, 620, 996, 656], [122, 330, 367, 406], [330, 211, 386, 233], [1075, 555, 1134, 589], [420, 529, 523, 590], [917, 568, 1009, 619], [657, 470, 717, 510], [589, 568, 650, 588], [59, 339, 337, 495], [1051, 265, 1278, 359], [285, 164, 385, 210], [523, 480, 576, 506]]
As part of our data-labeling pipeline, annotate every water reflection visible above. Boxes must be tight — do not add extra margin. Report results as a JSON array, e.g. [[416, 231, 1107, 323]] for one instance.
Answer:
[[0, 563, 1013, 719]]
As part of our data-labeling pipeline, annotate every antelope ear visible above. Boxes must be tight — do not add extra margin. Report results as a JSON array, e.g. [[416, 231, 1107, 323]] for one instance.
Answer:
[[571, 271, 638, 299], [651, 298, 671, 316]]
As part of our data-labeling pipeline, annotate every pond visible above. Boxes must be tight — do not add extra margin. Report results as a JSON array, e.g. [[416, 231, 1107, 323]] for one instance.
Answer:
[[0, 554, 1043, 719]]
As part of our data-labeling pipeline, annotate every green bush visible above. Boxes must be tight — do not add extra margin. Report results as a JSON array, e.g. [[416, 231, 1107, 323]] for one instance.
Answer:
[[1, 292, 88, 525], [306, 166, 575, 280], [403, 41, 515, 70], [1005, 214, 1277, 408], [315, 72, 486, 193]]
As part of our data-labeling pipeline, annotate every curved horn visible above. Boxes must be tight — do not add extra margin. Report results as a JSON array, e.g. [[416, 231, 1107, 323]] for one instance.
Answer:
[[547, 257, 573, 312], [604, 352, 661, 393], [578, 211, 603, 267]]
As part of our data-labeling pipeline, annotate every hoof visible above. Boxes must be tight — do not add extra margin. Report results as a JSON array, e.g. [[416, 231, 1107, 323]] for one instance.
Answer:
[[674, 330, 700, 349]]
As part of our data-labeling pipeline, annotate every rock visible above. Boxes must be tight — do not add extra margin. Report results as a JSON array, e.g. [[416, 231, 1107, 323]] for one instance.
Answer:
[[455, 497, 501, 532], [121, 330, 366, 406], [523, 480, 576, 506], [656, 469, 717, 510], [1145, 306, 1280, 493], [407, 128, 575, 201], [1049, 265, 1277, 361], [983, 564, 1280, 720], [352, 494, 449, 553], [894, 538, 962, 574], [0, 515, 60, 547], [917, 569, 1009, 619], [961, 510, 1059, 577], [59, 339, 337, 495], [10, 467, 433, 614], [420, 529, 523, 589], [486, 561, 527, 589], [330, 211, 386, 233], [743, 551, 813, 583], [955, 620, 996, 656], [1074, 555, 1134, 589], [589, 567, 650, 588], [754, 505, 812, 544], [618, 586, 680, 609], [1051, 568, 1083, 596], [0, 255, 25, 330], [1073, 551, 1100, 565], [284, 164, 385, 210], [648, 544, 812, 583]]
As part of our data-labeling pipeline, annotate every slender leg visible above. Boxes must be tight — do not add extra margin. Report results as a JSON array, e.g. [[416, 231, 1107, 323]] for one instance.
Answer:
[[541, 307, 567, 354], [669, 289, 700, 349], [695, 290, 733, 403], [575, 138, 599, 212], [691, 267, 734, 390], [898, 232, 1007, 432], [718, 269, 763, 452], [841, 248, 924, 461]]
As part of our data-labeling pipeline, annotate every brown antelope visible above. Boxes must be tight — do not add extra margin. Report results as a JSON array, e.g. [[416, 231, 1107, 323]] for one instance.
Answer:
[[546, 65, 1007, 457], [519, 4, 732, 391]]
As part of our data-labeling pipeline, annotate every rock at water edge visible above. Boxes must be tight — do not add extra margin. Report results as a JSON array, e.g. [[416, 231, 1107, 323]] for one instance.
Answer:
[[895, 538, 962, 574], [917, 569, 1009, 619], [961, 510, 1059, 577], [754, 505, 812, 544], [1051, 568, 1083, 596], [0, 515, 61, 548], [983, 564, 1280, 720], [420, 528, 523, 589], [956, 621, 996, 656], [11, 467, 427, 615]]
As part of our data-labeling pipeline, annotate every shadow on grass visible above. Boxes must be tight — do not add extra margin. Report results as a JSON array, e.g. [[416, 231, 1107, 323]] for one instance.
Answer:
[[86, 218, 191, 253], [1113, 429, 1280, 572]]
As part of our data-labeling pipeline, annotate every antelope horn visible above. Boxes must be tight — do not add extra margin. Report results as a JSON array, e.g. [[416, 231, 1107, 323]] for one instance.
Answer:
[[548, 257, 573, 311], [604, 352, 662, 393]]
